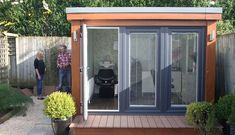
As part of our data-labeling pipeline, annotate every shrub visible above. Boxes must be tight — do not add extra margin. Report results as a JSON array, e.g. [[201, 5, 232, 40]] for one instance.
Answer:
[[0, 83, 33, 112], [215, 94, 235, 122], [186, 102, 215, 135], [228, 100, 235, 127], [43, 91, 76, 120]]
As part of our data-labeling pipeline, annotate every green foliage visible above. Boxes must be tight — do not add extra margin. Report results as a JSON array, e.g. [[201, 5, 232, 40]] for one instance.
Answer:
[[216, 0, 235, 26], [0, 0, 235, 36], [186, 102, 215, 135], [0, 84, 33, 112], [0, 0, 77, 36], [229, 100, 235, 127], [77, 0, 211, 7], [43, 91, 76, 119], [44, 46, 59, 85], [217, 20, 235, 35], [215, 94, 235, 122]]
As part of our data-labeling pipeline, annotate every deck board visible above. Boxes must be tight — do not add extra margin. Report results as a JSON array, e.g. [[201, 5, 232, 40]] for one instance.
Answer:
[[70, 115, 83, 128], [153, 116, 164, 128], [106, 115, 114, 128], [133, 116, 142, 128], [172, 116, 189, 128], [120, 115, 128, 128], [113, 115, 121, 128], [127, 115, 135, 128], [146, 116, 157, 128], [70, 115, 194, 129], [178, 116, 191, 128], [92, 115, 101, 127], [84, 115, 95, 128], [160, 116, 172, 128], [167, 116, 179, 128], [70, 115, 217, 135], [140, 116, 149, 128], [99, 115, 108, 127]]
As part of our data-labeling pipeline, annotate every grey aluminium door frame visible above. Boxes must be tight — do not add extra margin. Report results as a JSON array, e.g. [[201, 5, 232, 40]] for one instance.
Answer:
[[121, 27, 161, 113], [164, 27, 205, 113], [120, 27, 205, 114]]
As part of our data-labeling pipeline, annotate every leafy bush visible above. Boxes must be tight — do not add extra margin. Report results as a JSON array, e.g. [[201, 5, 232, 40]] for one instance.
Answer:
[[228, 100, 235, 127], [0, 84, 32, 112], [186, 102, 215, 135], [43, 91, 76, 119], [215, 94, 235, 122], [1, 0, 235, 36], [216, 20, 235, 35]]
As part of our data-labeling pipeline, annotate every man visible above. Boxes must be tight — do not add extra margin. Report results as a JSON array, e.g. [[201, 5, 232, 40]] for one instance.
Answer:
[[56, 45, 71, 92]]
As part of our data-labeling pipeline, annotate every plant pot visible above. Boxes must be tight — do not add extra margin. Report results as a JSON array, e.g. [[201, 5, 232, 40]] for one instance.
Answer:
[[230, 125, 235, 135], [51, 118, 71, 135], [221, 121, 230, 135]]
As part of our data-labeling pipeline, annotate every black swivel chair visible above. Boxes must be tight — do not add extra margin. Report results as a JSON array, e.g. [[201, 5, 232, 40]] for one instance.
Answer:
[[95, 69, 117, 98]]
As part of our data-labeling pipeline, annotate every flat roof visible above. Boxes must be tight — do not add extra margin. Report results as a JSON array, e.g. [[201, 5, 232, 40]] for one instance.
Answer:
[[66, 7, 222, 14]]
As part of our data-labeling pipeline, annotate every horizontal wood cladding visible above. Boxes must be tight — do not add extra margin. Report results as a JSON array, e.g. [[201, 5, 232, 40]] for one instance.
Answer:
[[82, 20, 207, 26], [67, 13, 221, 21]]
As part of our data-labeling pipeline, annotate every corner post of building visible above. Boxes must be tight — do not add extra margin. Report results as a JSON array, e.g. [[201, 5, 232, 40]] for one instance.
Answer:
[[205, 21, 217, 102], [71, 20, 81, 114]]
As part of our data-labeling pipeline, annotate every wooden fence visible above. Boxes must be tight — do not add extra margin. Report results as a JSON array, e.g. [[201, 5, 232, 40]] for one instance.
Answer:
[[0, 36, 8, 84], [14, 36, 71, 87], [216, 33, 235, 96]]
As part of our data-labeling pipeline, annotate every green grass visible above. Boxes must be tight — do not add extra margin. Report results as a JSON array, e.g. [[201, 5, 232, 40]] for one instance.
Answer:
[[0, 84, 33, 113]]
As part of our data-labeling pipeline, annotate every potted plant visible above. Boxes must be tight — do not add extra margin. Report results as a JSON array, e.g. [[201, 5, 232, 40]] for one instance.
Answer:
[[43, 91, 76, 135], [186, 102, 216, 135], [215, 94, 235, 135], [228, 100, 235, 135]]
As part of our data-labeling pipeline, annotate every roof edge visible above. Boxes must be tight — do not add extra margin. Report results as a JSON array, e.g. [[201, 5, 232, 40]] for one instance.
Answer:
[[65, 7, 222, 14]]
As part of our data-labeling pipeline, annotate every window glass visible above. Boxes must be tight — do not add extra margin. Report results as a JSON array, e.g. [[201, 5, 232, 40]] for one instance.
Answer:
[[129, 33, 157, 106], [171, 33, 198, 106]]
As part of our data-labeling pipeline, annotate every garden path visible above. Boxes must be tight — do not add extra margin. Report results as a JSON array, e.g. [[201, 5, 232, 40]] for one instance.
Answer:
[[0, 97, 53, 135]]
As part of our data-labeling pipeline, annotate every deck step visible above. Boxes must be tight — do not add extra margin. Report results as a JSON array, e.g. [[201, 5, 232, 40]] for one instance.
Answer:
[[70, 115, 201, 135]]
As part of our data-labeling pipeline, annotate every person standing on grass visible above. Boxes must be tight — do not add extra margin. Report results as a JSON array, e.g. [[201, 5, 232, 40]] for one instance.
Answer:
[[56, 45, 71, 93], [34, 50, 46, 100]]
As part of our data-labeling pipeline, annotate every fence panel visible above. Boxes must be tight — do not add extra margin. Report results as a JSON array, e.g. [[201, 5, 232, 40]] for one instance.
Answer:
[[216, 33, 235, 95], [0, 37, 9, 84]]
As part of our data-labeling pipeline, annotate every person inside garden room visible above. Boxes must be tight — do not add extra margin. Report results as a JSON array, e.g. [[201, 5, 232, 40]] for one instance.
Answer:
[[56, 45, 71, 93]]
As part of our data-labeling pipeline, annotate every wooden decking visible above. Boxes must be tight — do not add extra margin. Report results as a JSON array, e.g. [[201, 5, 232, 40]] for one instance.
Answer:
[[70, 115, 199, 135]]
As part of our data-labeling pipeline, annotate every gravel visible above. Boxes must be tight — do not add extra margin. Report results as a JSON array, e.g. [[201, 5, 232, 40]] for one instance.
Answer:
[[0, 96, 52, 135]]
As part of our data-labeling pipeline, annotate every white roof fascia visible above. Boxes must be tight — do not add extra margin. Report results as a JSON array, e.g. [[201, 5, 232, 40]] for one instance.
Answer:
[[66, 7, 222, 14]]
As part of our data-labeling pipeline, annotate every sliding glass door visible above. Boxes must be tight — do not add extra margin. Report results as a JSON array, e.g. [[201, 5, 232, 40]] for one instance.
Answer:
[[168, 28, 204, 111], [122, 28, 160, 112], [170, 32, 198, 106], [122, 27, 204, 113], [129, 33, 157, 107]]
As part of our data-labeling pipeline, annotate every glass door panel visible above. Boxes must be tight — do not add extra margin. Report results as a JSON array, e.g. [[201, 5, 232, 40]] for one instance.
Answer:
[[129, 33, 157, 107], [171, 32, 198, 106]]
